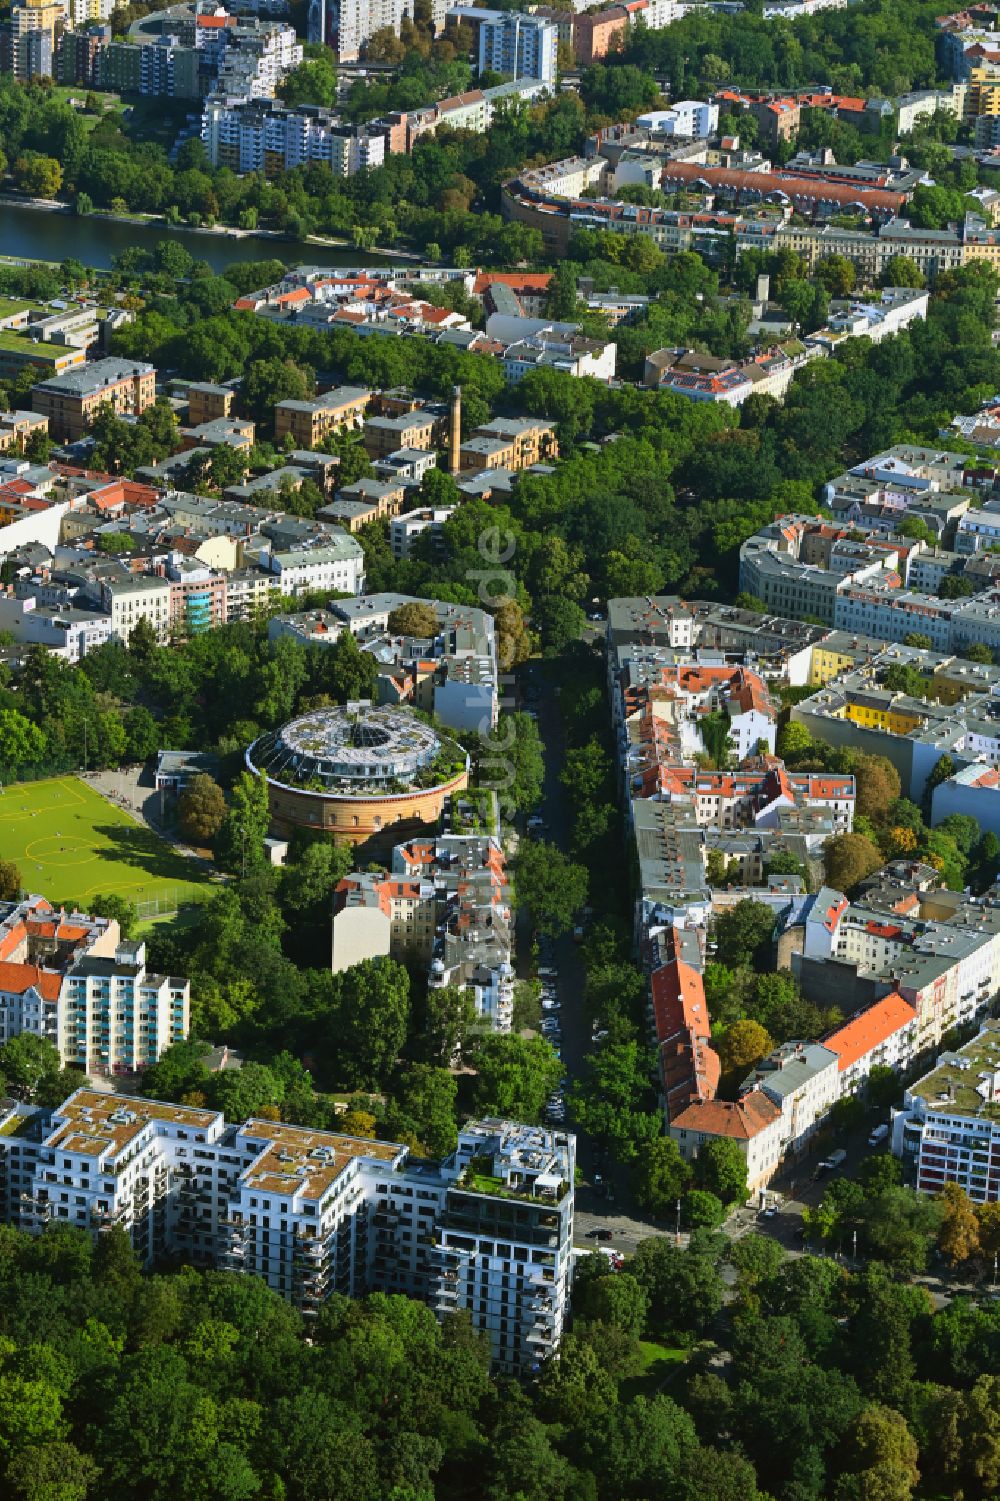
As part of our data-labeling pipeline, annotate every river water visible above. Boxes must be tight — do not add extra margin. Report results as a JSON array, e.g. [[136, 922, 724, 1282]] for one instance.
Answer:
[[0, 200, 392, 274]]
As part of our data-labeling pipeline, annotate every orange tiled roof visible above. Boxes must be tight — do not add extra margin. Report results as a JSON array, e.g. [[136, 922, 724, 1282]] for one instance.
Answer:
[[0, 962, 61, 1001], [670, 1091, 780, 1139], [823, 992, 917, 1071]]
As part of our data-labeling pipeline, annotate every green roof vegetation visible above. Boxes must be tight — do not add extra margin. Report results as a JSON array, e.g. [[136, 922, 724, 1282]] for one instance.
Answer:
[[910, 1022, 1000, 1116], [0, 329, 69, 364]]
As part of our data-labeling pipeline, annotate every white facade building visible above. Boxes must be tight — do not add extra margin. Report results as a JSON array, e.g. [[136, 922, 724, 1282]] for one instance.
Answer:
[[201, 99, 386, 176], [97, 576, 171, 645], [891, 1021, 1000, 1204], [390, 505, 456, 560], [266, 538, 365, 596], [0, 593, 113, 662], [636, 100, 719, 137], [0, 1092, 575, 1373], [0, 896, 189, 1073]]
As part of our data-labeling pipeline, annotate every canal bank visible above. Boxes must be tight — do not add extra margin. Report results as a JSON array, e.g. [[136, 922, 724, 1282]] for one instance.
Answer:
[[0, 198, 400, 274]]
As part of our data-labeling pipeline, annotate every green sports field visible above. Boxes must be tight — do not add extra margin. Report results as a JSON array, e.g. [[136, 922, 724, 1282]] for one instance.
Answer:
[[1, 777, 208, 912]]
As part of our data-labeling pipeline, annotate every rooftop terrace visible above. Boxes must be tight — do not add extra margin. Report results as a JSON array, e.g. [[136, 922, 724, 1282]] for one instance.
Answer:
[[909, 1020, 1000, 1117]]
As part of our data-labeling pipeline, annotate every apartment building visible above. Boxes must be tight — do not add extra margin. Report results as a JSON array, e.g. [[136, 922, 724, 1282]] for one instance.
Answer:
[[162, 557, 228, 636], [0, 1091, 574, 1372], [0, 410, 48, 454], [739, 1040, 841, 1158], [317, 0, 414, 62], [635, 762, 856, 833], [0, 592, 113, 662], [833, 582, 956, 651], [646, 343, 819, 407], [574, 4, 629, 64], [448, 7, 557, 85], [636, 100, 719, 136], [187, 382, 236, 426], [274, 385, 371, 447], [31, 358, 156, 440], [823, 990, 919, 1096], [0, 895, 189, 1073], [265, 536, 365, 597], [458, 416, 558, 474], [334, 831, 513, 1030], [420, 837, 514, 1033], [213, 18, 301, 97], [331, 869, 437, 971], [272, 590, 499, 733], [390, 505, 456, 559], [739, 514, 905, 625], [56, 23, 108, 85], [669, 1091, 786, 1193], [363, 410, 437, 458], [650, 925, 720, 1118], [797, 871, 1000, 1052], [321, 477, 408, 532], [97, 574, 171, 644], [891, 1020, 1000, 1203], [201, 98, 386, 176]]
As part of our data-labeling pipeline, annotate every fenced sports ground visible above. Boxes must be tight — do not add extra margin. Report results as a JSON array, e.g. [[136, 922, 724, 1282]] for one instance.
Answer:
[[1, 776, 208, 912]]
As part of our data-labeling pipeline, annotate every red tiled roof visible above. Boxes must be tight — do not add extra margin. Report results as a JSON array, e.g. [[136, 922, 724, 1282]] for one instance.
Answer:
[[670, 1091, 781, 1139], [657, 161, 906, 214], [0, 962, 61, 1002], [0, 924, 26, 961], [472, 272, 553, 296]]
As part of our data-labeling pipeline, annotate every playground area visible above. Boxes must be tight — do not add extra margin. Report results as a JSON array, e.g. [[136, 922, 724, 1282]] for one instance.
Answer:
[[1, 776, 209, 914]]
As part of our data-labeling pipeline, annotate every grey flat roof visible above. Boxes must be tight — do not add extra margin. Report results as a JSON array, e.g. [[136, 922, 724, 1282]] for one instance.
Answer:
[[35, 357, 154, 394]]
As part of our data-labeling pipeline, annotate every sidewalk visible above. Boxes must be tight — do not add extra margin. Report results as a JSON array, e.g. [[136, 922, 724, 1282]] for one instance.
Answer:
[[79, 768, 219, 875]]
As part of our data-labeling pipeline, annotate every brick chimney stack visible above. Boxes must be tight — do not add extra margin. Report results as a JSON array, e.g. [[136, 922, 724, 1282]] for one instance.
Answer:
[[449, 384, 461, 475]]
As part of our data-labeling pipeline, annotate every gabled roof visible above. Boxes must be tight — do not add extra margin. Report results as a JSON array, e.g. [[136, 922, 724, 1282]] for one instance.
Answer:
[[823, 991, 917, 1070], [0, 962, 61, 1002], [670, 1091, 781, 1139]]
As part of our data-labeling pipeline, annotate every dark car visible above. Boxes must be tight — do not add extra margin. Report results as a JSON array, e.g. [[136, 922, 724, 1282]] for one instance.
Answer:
[[585, 1228, 614, 1242]]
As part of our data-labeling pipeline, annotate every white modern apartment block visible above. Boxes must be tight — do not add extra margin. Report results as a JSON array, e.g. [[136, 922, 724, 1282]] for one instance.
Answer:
[[0, 1092, 575, 1372], [0, 896, 189, 1073], [201, 99, 386, 176], [313, 0, 414, 61], [0, 592, 113, 662], [636, 100, 719, 137], [891, 1020, 1000, 1203], [805, 287, 930, 353], [390, 505, 456, 559]]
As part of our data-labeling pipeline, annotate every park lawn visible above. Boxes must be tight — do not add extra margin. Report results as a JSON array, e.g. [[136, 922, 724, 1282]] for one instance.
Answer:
[[619, 1340, 687, 1402], [1, 776, 209, 913], [41, 86, 127, 129]]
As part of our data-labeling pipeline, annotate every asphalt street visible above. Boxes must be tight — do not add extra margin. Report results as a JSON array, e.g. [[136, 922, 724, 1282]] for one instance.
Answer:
[[518, 654, 680, 1253]]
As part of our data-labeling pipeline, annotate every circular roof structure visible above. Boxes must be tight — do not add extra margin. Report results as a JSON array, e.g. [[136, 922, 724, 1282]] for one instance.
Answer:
[[247, 705, 453, 796]]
